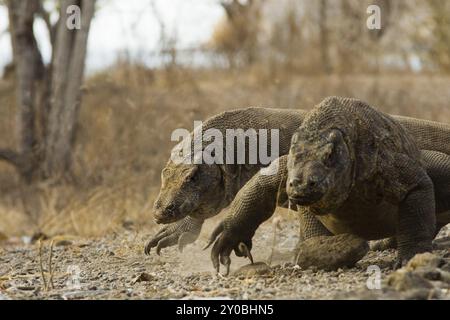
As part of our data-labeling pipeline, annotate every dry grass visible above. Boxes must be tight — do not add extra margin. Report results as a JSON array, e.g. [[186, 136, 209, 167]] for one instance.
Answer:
[[0, 64, 449, 238]]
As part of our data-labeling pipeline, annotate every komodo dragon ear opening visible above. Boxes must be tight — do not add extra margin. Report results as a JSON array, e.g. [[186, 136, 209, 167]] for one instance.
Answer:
[[185, 165, 199, 181]]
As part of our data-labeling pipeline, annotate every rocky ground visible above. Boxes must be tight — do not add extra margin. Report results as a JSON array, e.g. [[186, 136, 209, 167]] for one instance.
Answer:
[[0, 212, 449, 300]]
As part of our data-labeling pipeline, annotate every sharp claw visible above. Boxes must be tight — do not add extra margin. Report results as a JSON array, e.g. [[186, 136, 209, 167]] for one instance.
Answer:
[[211, 239, 221, 274], [203, 239, 214, 251], [213, 257, 220, 274], [221, 255, 231, 276], [178, 232, 199, 253], [247, 250, 254, 265], [178, 235, 186, 253], [238, 242, 253, 264], [205, 223, 224, 251]]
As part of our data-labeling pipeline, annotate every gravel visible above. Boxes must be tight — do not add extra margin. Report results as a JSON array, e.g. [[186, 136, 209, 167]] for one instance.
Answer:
[[0, 215, 448, 300]]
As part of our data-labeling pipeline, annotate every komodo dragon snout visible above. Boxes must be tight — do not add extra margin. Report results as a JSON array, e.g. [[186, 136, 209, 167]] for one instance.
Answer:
[[287, 128, 353, 209], [153, 161, 222, 224]]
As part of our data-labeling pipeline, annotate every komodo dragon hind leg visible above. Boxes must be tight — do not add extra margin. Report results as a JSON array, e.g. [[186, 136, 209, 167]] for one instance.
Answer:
[[422, 150, 450, 250], [395, 172, 436, 269], [358, 150, 450, 255], [370, 150, 450, 254], [422, 150, 450, 228], [144, 216, 203, 255]]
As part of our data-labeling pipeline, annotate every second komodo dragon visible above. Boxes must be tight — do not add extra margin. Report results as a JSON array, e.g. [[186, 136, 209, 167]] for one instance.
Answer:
[[145, 99, 450, 256]]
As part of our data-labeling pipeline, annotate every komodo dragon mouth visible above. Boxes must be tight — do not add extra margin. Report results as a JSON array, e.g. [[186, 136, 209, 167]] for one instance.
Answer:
[[289, 191, 325, 206], [153, 199, 196, 224]]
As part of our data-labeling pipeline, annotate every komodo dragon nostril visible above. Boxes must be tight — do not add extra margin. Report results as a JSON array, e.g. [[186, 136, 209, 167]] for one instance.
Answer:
[[307, 179, 317, 188], [289, 178, 301, 189], [307, 176, 324, 189]]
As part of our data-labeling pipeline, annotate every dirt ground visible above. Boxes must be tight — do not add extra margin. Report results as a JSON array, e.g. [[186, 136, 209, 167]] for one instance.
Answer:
[[1, 211, 449, 300]]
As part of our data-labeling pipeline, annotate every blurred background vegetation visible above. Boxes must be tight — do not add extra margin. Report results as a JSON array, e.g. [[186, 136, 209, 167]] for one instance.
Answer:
[[0, 0, 449, 239]]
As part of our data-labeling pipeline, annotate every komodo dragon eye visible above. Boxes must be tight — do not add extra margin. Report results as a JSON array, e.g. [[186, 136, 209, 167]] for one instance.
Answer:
[[323, 130, 344, 167]]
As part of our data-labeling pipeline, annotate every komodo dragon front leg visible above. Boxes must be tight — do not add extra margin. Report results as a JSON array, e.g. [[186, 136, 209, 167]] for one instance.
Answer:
[[144, 216, 203, 255], [206, 156, 288, 275]]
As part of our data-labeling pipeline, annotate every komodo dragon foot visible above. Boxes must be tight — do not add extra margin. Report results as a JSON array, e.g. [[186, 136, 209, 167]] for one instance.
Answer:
[[204, 218, 255, 276], [144, 216, 203, 255]]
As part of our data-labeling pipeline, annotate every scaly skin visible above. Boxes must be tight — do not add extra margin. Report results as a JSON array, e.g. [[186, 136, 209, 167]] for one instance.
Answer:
[[207, 97, 450, 274], [145, 105, 450, 255]]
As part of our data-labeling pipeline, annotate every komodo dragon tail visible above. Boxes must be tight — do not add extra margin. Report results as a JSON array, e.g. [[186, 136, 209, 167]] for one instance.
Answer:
[[393, 116, 450, 155]]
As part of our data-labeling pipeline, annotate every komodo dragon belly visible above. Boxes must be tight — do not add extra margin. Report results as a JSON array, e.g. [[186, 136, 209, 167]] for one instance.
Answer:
[[316, 200, 399, 240]]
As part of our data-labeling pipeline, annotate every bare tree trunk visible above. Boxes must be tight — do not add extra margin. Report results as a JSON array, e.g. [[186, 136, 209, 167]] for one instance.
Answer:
[[1, 0, 44, 181], [337, 0, 363, 73], [2, 0, 96, 184], [44, 0, 95, 181]]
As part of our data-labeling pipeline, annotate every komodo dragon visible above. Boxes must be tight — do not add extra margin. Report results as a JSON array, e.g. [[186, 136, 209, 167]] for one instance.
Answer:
[[206, 97, 450, 274], [145, 103, 450, 255]]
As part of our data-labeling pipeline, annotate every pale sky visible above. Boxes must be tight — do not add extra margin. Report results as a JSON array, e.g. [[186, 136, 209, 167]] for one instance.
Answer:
[[0, 0, 224, 74]]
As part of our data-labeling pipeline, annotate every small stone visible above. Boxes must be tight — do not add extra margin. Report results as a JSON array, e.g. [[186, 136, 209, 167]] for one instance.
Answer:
[[432, 237, 450, 250], [402, 288, 437, 300], [416, 269, 441, 281], [386, 270, 433, 291], [233, 262, 271, 277], [132, 272, 155, 284], [15, 286, 36, 291], [122, 220, 135, 230], [56, 240, 73, 247], [438, 270, 450, 284], [406, 253, 444, 271], [0, 293, 10, 300]]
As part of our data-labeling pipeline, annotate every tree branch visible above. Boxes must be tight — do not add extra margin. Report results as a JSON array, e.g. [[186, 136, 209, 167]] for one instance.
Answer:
[[36, 1, 56, 45], [0, 148, 22, 168]]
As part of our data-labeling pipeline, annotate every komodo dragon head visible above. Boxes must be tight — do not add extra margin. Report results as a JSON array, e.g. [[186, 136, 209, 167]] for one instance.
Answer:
[[153, 159, 224, 224], [286, 127, 354, 212]]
